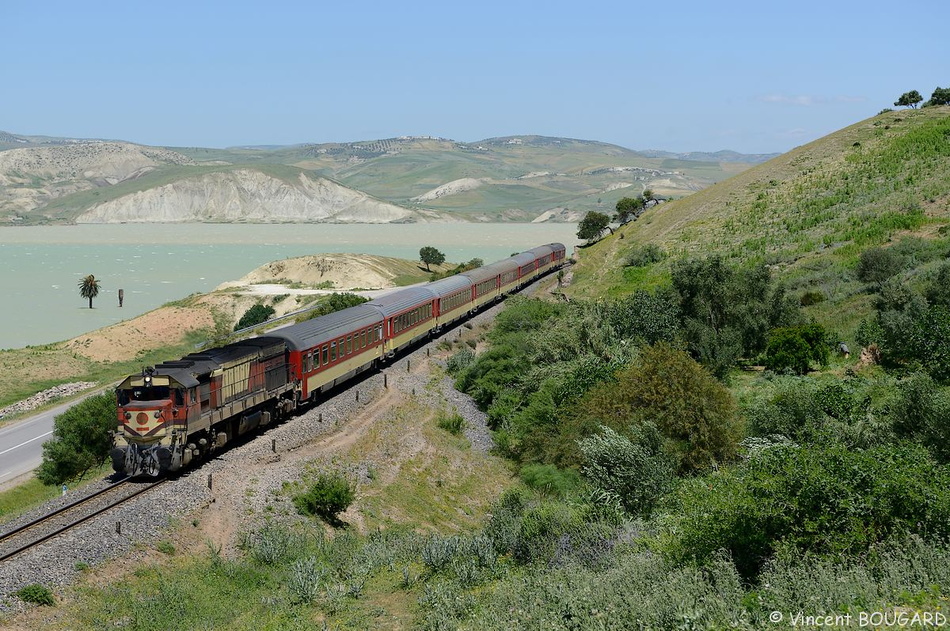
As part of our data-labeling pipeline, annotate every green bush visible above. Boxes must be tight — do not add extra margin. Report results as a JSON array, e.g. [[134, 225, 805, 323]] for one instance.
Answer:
[[889, 372, 950, 463], [763, 323, 829, 375], [579, 424, 673, 515], [856, 246, 904, 286], [300, 292, 368, 321], [436, 411, 465, 435], [445, 347, 475, 373], [37, 393, 116, 486], [234, 303, 275, 330], [518, 463, 583, 497], [661, 442, 950, 581], [293, 473, 356, 522], [574, 343, 742, 475], [625, 243, 665, 267], [15, 583, 55, 606]]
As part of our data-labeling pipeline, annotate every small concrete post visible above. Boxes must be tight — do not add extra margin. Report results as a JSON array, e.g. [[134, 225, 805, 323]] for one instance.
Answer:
[[407, 360, 411, 372], [271, 439, 276, 452], [208, 473, 213, 490], [384, 374, 388, 388], [356, 390, 360, 402], [116, 522, 121, 535]]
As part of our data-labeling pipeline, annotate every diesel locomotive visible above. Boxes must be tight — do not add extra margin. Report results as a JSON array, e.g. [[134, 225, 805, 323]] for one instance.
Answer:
[[111, 243, 567, 477]]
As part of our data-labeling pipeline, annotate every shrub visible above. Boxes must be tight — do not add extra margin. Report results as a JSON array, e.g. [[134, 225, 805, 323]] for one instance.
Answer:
[[37, 393, 116, 486], [855, 247, 904, 286], [662, 442, 950, 581], [518, 463, 583, 497], [625, 243, 665, 267], [579, 424, 674, 515], [889, 372, 950, 463], [799, 290, 825, 306], [242, 522, 298, 565], [764, 323, 829, 375], [293, 473, 356, 522], [298, 292, 368, 322], [436, 411, 465, 435], [574, 343, 742, 475], [445, 347, 475, 373], [15, 583, 55, 606], [234, 303, 275, 330]]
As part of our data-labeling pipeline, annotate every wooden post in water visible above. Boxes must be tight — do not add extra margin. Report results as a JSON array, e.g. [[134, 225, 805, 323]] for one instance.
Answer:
[[118, 289, 124, 307]]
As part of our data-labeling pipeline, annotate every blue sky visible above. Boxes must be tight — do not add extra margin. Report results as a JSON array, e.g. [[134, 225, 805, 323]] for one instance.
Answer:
[[2, 0, 946, 154]]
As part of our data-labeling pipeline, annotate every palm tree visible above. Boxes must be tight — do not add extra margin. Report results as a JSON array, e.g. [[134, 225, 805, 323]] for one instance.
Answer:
[[78, 274, 101, 309]]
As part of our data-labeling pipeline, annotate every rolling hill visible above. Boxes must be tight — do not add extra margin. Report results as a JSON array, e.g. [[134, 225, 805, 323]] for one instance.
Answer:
[[0, 133, 771, 225]]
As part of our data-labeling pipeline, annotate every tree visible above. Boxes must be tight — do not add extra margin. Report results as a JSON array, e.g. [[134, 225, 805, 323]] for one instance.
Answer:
[[642, 188, 655, 203], [37, 393, 116, 485], [419, 246, 445, 271], [78, 274, 101, 309], [614, 196, 645, 224], [577, 211, 612, 242], [894, 90, 923, 109], [929, 86, 950, 106]]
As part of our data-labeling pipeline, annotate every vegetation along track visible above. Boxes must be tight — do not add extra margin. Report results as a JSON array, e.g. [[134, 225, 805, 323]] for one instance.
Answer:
[[0, 479, 167, 563]]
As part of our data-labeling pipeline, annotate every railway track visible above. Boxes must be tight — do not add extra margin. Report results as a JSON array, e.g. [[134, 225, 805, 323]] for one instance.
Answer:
[[0, 478, 167, 563]]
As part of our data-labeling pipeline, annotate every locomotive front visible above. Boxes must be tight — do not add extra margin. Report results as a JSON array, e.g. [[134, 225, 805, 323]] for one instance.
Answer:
[[111, 367, 191, 477]]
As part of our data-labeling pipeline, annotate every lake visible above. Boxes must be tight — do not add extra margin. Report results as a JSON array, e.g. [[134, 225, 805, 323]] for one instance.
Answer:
[[0, 223, 580, 350]]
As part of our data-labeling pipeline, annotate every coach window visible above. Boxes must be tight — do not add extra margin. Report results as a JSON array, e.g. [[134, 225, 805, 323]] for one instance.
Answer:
[[361, 330, 366, 348], [346, 335, 352, 354], [306, 352, 313, 372], [322, 345, 329, 365], [330, 341, 337, 362]]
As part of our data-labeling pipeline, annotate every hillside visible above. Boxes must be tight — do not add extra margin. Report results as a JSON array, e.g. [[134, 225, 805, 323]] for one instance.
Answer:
[[571, 106, 950, 306], [0, 133, 765, 224]]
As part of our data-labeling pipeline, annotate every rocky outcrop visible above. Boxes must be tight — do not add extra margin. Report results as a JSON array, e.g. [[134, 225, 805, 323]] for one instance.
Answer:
[[0, 142, 195, 216], [411, 177, 485, 202], [75, 169, 446, 223]]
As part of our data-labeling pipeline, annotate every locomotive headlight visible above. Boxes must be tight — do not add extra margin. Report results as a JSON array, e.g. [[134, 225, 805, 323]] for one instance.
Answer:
[[124, 412, 131, 420], [154, 411, 161, 419]]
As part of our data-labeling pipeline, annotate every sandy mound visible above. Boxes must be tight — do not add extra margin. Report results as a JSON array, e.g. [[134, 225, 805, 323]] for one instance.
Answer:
[[64, 306, 216, 363], [218, 253, 424, 292]]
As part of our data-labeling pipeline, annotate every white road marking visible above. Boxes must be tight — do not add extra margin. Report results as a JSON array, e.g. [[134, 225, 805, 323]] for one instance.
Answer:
[[0, 431, 54, 456]]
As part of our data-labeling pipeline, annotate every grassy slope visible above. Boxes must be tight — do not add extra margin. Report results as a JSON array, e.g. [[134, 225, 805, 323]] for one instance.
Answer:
[[571, 106, 950, 338]]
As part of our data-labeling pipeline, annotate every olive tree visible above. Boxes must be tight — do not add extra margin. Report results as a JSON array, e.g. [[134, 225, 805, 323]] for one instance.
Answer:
[[419, 246, 446, 271], [894, 90, 923, 109], [577, 211, 612, 242]]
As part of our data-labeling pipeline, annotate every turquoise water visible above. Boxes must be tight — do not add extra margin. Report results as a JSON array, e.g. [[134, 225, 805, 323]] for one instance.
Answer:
[[0, 223, 579, 350]]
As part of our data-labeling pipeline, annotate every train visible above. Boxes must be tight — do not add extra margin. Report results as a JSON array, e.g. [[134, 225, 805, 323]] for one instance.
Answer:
[[110, 243, 567, 477]]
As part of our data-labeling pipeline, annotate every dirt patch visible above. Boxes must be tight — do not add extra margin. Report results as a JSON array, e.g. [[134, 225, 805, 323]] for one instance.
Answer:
[[62, 306, 216, 363]]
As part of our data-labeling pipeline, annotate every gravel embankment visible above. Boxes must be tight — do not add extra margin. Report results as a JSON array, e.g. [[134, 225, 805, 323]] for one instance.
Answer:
[[0, 278, 548, 615]]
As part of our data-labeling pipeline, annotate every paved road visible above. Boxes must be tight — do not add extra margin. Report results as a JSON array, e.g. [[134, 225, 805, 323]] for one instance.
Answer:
[[0, 399, 86, 490]]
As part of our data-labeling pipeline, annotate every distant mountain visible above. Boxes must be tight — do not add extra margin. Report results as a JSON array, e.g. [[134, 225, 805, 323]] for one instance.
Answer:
[[0, 132, 773, 224]]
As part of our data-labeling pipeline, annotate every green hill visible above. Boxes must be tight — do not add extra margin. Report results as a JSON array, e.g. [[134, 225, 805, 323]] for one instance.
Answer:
[[572, 106, 950, 340]]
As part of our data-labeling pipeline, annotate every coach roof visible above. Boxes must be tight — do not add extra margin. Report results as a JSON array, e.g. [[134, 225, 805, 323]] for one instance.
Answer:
[[365, 286, 436, 318], [427, 274, 472, 298], [269, 304, 383, 351]]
